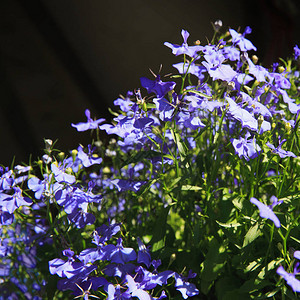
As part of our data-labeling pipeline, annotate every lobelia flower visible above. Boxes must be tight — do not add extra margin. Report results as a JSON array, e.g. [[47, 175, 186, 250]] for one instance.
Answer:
[[277, 263, 300, 292], [226, 97, 258, 131], [201, 45, 237, 82], [114, 91, 134, 113], [137, 237, 151, 268], [174, 270, 199, 299], [77, 145, 103, 168], [294, 44, 300, 60], [250, 196, 282, 228], [202, 61, 237, 82], [125, 273, 154, 300], [0, 187, 32, 214], [105, 283, 131, 300], [246, 57, 269, 82], [49, 248, 98, 293], [51, 162, 76, 184], [0, 169, 14, 191], [172, 62, 206, 81], [231, 132, 261, 161], [71, 109, 105, 132], [140, 75, 176, 99], [164, 29, 203, 58], [266, 138, 297, 158], [109, 238, 137, 264], [229, 26, 257, 52], [111, 179, 147, 192]]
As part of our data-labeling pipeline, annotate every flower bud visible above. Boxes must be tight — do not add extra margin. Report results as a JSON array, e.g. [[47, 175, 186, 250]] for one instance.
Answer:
[[278, 66, 285, 73], [142, 101, 147, 112], [213, 20, 222, 32], [194, 40, 201, 45], [257, 115, 264, 127], [44, 139, 53, 151], [227, 81, 235, 93], [66, 167, 73, 174], [42, 154, 52, 164], [57, 152, 65, 161], [252, 55, 258, 64], [71, 149, 78, 161], [169, 253, 176, 266], [285, 121, 292, 134]]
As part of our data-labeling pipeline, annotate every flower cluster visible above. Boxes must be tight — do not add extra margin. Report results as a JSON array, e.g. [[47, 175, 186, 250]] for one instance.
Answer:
[[0, 22, 300, 299]]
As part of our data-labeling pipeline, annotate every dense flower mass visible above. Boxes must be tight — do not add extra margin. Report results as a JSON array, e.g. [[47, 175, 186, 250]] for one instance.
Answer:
[[0, 23, 300, 299]]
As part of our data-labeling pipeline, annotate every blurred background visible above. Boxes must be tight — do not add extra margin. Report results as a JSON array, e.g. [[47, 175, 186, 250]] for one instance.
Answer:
[[0, 0, 299, 166]]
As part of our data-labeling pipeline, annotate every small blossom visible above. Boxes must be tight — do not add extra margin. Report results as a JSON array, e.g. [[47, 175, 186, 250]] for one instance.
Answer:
[[294, 45, 300, 60], [277, 264, 300, 292], [250, 196, 282, 228], [72, 109, 105, 132]]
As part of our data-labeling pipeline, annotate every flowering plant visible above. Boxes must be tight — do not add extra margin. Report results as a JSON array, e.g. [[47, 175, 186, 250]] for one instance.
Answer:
[[1, 22, 300, 299]]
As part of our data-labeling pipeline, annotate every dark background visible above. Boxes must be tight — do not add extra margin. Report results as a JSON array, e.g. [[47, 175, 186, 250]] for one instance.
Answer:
[[1, 0, 299, 166]]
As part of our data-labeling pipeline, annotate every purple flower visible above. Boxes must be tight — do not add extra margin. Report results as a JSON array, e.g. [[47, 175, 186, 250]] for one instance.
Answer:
[[202, 61, 237, 82], [140, 75, 176, 99], [111, 179, 146, 192], [137, 237, 151, 268], [174, 271, 199, 299], [0, 187, 32, 214], [229, 27, 257, 52], [247, 58, 269, 82], [71, 109, 105, 132], [266, 139, 297, 158], [221, 45, 240, 61], [277, 264, 300, 292], [164, 29, 203, 58], [77, 145, 102, 167], [105, 283, 131, 300], [51, 163, 76, 184], [125, 274, 151, 300], [231, 132, 261, 161], [109, 238, 137, 264], [250, 196, 282, 228], [114, 91, 134, 112], [226, 97, 258, 131], [153, 97, 175, 121], [294, 45, 300, 60], [67, 205, 96, 228], [49, 249, 97, 280]]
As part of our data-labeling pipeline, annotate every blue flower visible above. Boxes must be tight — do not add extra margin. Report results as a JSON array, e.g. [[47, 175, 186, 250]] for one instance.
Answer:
[[277, 264, 300, 292], [250, 196, 282, 228], [77, 145, 103, 168], [0, 187, 32, 214], [164, 29, 203, 58], [266, 138, 297, 158], [174, 271, 199, 299], [51, 163, 76, 184], [109, 238, 137, 264], [231, 132, 261, 161], [229, 27, 257, 52], [294, 45, 300, 60], [140, 75, 176, 99], [71, 109, 105, 132], [226, 97, 258, 131]]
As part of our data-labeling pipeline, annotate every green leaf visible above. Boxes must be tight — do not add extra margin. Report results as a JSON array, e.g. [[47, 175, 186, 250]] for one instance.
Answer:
[[200, 238, 227, 294], [186, 89, 213, 99], [216, 220, 242, 228], [181, 185, 202, 191], [242, 223, 262, 248], [171, 129, 188, 160], [121, 150, 162, 167], [150, 206, 170, 252]]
